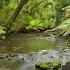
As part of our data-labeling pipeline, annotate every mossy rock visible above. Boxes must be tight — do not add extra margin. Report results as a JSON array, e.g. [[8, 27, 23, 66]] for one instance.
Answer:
[[0, 26, 6, 39], [26, 26, 40, 33], [0, 26, 6, 34], [52, 60, 61, 70], [35, 60, 61, 70], [35, 62, 51, 70]]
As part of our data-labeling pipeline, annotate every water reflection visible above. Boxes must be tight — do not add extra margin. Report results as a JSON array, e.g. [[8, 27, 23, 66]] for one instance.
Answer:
[[0, 34, 57, 53]]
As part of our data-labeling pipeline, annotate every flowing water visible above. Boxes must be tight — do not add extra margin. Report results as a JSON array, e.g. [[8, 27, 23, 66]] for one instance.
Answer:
[[0, 33, 69, 70]]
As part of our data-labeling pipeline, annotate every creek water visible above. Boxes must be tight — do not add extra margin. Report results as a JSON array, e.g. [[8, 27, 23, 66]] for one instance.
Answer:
[[0, 33, 69, 70]]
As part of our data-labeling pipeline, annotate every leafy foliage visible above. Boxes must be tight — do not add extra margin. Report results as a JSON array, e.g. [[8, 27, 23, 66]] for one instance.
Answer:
[[0, 0, 18, 25], [0, 0, 70, 36]]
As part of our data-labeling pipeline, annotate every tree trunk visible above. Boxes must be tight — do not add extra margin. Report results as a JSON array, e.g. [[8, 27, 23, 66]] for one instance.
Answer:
[[6, 0, 28, 34]]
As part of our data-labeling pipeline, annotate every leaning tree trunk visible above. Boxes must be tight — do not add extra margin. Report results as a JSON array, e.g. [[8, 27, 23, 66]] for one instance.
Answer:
[[6, 0, 28, 34]]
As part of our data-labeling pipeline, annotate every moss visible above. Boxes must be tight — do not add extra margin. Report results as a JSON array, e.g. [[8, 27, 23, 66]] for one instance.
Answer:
[[35, 60, 61, 70], [52, 60, 61, 70]]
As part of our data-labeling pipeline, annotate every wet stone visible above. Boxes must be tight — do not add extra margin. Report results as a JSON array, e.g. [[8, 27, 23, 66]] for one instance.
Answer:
[[0, 54, 8, 59], [61, 62, 70, 70]]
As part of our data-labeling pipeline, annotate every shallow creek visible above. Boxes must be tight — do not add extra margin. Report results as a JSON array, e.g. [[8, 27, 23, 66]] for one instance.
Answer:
[[0, 33, 69, 70]]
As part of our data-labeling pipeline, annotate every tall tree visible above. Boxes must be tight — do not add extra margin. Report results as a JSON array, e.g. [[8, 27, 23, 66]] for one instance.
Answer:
[[6, 0, 28, 34]]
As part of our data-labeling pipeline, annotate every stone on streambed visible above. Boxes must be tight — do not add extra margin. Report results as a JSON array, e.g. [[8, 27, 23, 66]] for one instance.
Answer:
[[61, 62, 70, 70], [35, 60, 61, 70]]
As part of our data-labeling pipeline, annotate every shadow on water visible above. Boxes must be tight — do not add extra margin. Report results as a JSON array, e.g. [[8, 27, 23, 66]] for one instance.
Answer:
[[0, 33, 69, 70]]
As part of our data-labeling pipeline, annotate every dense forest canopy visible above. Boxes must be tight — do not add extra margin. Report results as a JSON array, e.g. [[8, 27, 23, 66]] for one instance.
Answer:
[[0, 0, 70, 37]]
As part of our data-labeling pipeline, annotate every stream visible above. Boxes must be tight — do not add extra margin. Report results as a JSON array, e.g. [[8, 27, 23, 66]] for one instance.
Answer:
[[0, 33, 69, 70]]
